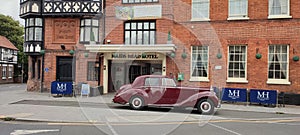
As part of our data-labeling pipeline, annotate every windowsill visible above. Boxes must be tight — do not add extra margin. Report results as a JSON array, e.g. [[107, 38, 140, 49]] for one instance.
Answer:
[[189, 78, 210, 82], [226, 79, 248, 83], [227, 17, 250, 21], [190, 18, 210, 22], [268, 15, 292, 19], [267, 79, 291, 85]]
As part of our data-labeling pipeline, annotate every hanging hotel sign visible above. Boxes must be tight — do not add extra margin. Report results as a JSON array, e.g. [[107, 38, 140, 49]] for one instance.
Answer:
[[115, 5, 162, 20], [109, 53, 163, 60]]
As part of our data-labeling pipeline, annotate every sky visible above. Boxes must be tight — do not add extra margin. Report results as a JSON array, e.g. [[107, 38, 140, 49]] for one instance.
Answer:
[[0, 0, 25, 25]]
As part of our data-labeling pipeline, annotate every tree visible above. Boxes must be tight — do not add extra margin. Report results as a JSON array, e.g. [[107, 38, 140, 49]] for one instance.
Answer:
[[0, 14, 26, 78]]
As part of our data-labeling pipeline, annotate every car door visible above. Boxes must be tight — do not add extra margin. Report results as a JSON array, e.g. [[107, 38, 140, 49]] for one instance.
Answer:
[[162, 78, 180, 104], [144, 77, 167, 104]]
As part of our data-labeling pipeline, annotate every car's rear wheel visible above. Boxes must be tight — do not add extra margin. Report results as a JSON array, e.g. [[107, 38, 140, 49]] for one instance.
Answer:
[[196, 99, 214, 115], [129, 95, 145, 110]]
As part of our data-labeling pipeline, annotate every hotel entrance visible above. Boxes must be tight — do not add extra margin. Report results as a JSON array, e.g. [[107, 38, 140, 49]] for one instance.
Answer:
[[108, 60, 162, 92]]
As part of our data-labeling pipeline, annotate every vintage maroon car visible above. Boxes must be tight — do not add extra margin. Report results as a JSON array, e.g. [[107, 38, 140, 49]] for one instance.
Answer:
[[112, 75, 220, 114]]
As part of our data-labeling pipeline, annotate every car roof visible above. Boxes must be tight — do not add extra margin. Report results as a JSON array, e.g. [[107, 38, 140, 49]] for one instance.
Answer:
[[132, 75, 169, 88]]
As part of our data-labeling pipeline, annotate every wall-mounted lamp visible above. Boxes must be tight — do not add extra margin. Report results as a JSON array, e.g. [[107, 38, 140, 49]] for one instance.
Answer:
[[103, 65, 106, 70], [61, 44, 66, 50], [163, 66, 166, 72], [107, 40, 111, 44]]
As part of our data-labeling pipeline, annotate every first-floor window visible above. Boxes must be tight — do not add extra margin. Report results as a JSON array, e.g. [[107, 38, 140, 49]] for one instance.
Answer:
[[8, 65, 13, 78], [190, 46, 209, 81], [227, 45, 247, 82], [268, 45, 290, 84], [87, 62, 99, 81], [192, 0, 210, 20], [80, 18, 99, 43], [269, 0, 290, 17], [2, 64, 7, 79], [228, 0, 248, 18], [124, 21, 156, 45]]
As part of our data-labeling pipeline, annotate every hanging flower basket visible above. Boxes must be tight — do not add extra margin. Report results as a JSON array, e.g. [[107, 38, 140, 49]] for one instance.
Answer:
[[181, 52, 187, 59], [293, 56, 299, 62], [256, 53, 262, 59], [216, 53, 222, 59]]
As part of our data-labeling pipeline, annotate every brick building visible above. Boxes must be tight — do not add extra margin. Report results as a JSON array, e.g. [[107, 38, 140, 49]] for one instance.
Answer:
[[0, 36, 18, 84], [20, 0, 300, 94]]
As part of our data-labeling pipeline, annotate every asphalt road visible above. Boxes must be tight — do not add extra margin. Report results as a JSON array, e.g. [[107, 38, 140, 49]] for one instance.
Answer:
[[1, 110, 300, 135], [0, 83, 27, 92]]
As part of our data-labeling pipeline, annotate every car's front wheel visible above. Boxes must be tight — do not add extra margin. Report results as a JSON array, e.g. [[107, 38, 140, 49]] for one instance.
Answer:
[[196, 99, 214, 115], [129, 95, 145, 110]]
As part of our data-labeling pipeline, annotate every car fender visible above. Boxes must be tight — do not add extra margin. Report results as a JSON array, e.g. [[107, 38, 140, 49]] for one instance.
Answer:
[[176, 91, 217, 107], [125, 89, 150, 104]]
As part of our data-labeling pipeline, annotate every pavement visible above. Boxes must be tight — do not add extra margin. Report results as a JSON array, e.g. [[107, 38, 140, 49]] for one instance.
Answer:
[[1, 84, 300, 124]]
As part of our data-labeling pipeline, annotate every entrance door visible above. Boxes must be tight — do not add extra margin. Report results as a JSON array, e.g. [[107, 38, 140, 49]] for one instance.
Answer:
[[56, 57, 73, 82], [129, 65, 141, 83]]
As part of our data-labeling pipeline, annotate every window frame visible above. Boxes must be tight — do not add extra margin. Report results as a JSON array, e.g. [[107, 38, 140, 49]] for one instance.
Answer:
[[228, 0, 249, 20], [124, 21, 156, 45], [268, 0, 292, 19], [25, 18, 43, 42], [122, 0, 159, 4], [87, 61, 99, 81], [8, 65, 13, 79], [190, 46, 209, 82], [227, 45, 248, 83], [191, 0, 210, 21], [80, 18, 100, 43], [267, 45, 290, 84], [2, 64, 7, 80]]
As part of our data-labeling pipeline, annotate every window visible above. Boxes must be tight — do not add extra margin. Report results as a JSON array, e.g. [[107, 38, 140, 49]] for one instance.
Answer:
[[124, 21, 156, 45], [267, 45, 290, 84], [25, 18, 42, 41], [268, 0, 291, 18], [228, 0, 248, 20], [2, 64, 7, 79], [87, 62, 99, 81], [80, 18, 99, 43], [122, 0, 158, 4], [162, 78, 176, 87], [227, 45, 247, 83], [145, 77, 160, 86], [191, 0, 210, 21], [8, 65, 13, 79], [190, 46, 209, 81]]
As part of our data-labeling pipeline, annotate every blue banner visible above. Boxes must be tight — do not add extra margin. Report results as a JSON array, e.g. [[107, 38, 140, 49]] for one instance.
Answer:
[[51, 81, 73, 95], [221, 88, 247, 102], [249, 89, 277, 104]]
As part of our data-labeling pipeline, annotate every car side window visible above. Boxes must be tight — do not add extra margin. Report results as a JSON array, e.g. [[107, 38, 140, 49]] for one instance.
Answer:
[[145, 78, 160, 87], [162, 78, 176, 87]]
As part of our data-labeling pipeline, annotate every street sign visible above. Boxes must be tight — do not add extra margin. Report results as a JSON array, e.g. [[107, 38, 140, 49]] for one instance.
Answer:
[[44, 68, 49, 72]]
